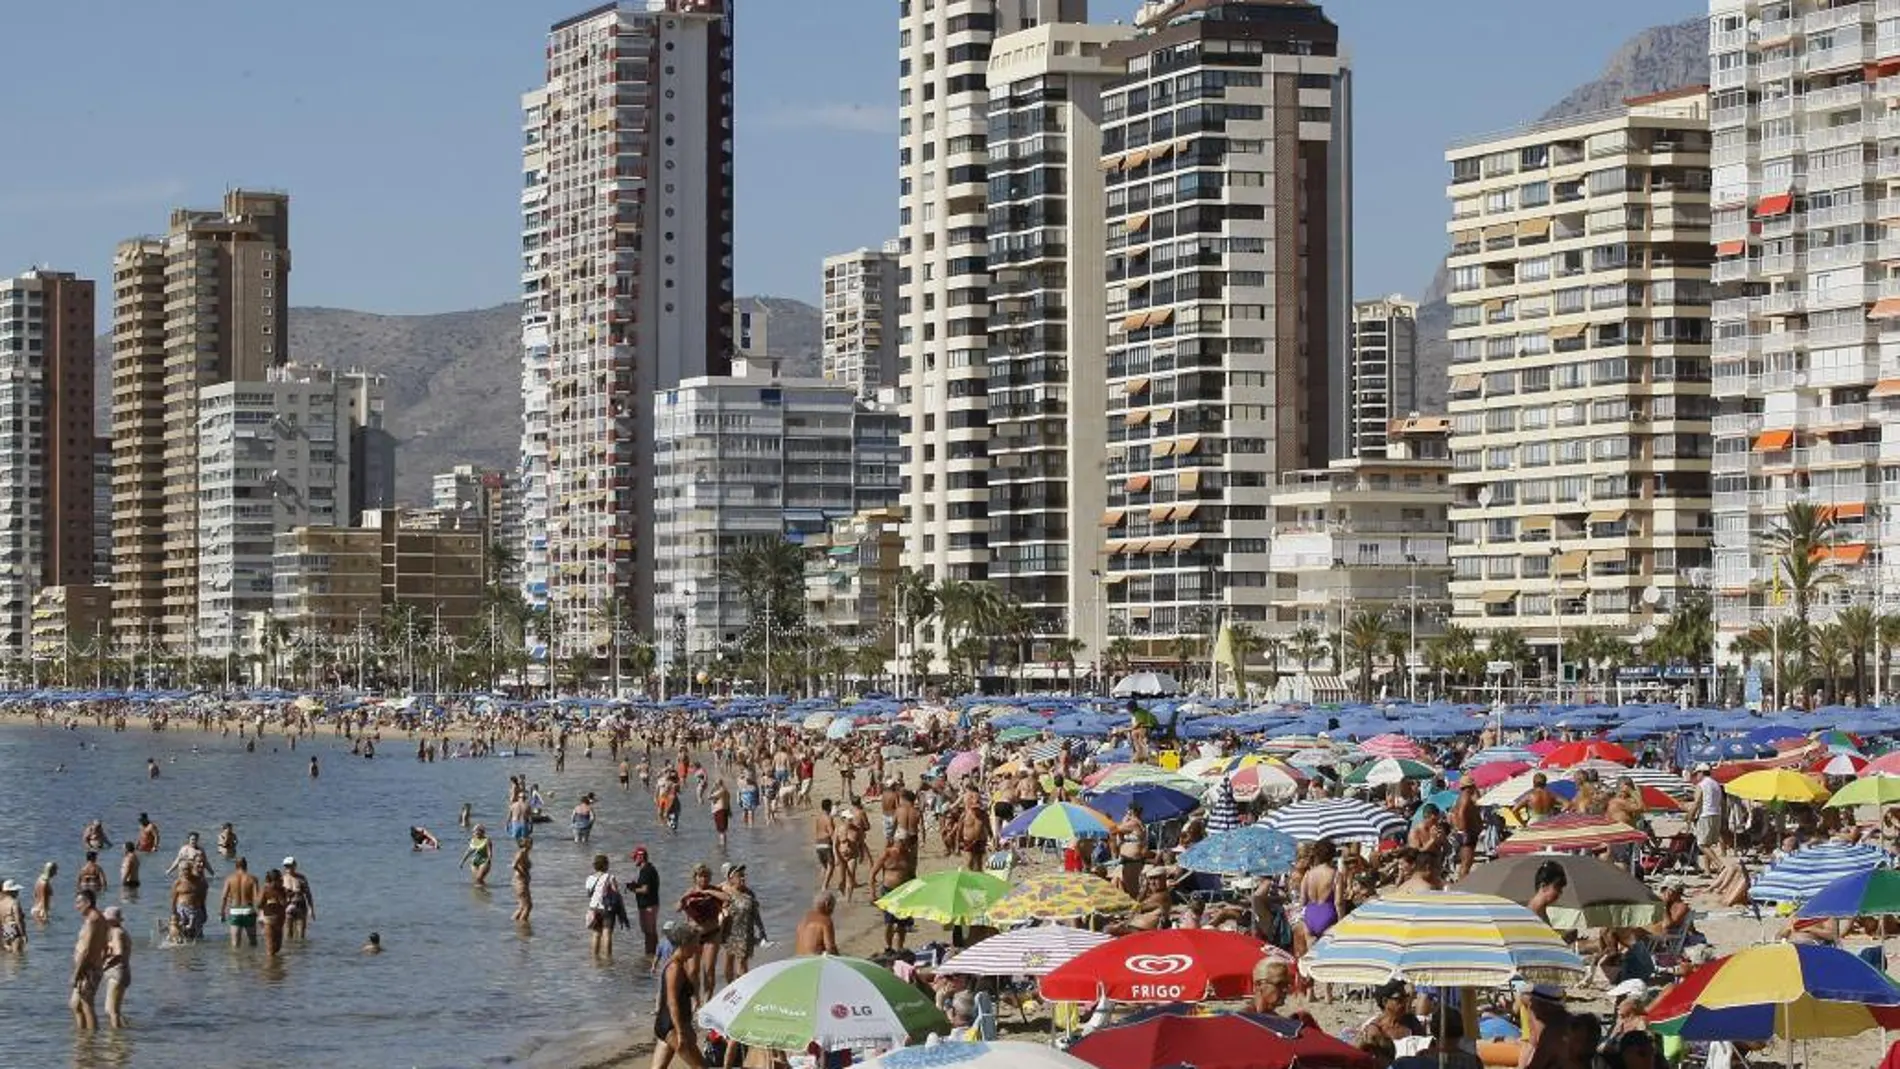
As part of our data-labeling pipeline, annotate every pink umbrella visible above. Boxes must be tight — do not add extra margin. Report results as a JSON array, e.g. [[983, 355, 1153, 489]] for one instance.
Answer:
[[946, 750, 983, 782], [1862, 752, 1900, 777], [1083, 763, 1130, 788], [1464, 760, 1531, 789], [1525, 739, 1562, 757], [1359, 734, 1426, 760], [1228, 762, 1306, 802]]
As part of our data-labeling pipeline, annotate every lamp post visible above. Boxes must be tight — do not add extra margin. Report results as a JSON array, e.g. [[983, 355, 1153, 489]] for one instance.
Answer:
[[1405, 546, 1420, 703]]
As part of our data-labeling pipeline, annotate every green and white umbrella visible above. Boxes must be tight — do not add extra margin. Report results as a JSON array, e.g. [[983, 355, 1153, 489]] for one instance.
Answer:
[[698, 955, 948, 1052], [875, 869, 1011, 924], [1343, 757, 1437, 787]]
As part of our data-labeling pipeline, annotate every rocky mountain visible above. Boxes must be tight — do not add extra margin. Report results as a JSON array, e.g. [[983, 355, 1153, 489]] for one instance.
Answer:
[[1410, 17, 1709, 415], [95, 295, 821, 503]]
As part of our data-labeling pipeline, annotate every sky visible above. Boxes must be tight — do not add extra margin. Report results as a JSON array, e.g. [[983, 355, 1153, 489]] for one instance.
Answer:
[[0, 0, 1705, 315]]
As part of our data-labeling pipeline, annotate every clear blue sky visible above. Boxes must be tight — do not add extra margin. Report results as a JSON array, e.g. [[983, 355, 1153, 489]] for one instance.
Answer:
[[0, 0, 1702, 314]]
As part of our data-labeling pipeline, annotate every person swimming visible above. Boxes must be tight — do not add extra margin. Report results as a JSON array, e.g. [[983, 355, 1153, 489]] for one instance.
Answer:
[[410, 827, 440, 850]]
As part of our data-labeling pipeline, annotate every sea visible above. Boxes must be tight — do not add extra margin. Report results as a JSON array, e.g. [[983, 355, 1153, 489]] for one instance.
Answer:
[[0, 722, 819, 1069]]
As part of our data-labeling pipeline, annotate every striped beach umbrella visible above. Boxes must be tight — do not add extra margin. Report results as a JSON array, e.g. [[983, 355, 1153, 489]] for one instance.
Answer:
[[1262, 798, 1407, 845], [1466, 745, 1539, 767], [1614, 766, 1694, 800], [697, 955, 947, 1051], [1647, 943, 1900, 1041], [1300, 890, 1585, 986], [1495, 814, 1648, 856], [1342, 757, 1438, 787], [1359, 733, 1427, 759], [1001, 802, 1117, 842], [1811, 752, 1869, 778], [1752, 843, 1894, 904], [1205, 780, 1240, 834], [1226, 761, 1306, 803], [1179, 824, 1300, 877], [1476, 770, 1571, 809], [866, 1042, 1094, 1069], [935, 925, 1111, 977]]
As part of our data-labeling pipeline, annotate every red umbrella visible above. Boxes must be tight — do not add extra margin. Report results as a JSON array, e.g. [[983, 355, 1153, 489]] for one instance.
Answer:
[[1637, 785, 1683, 812], [1038, 929, 1268, 1003], [1465, 760, 1531, 788], [1539, 740, 1636, 768], [1068, 1006, 1377, 1069], [1525, 740, 1562, 757]]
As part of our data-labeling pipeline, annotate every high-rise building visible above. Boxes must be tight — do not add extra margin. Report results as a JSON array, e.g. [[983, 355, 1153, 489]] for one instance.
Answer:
[[1348, 296, 1420, 459], [1708, 2, 1894, 654], [433, 464, 524, 582], [0, 270, 98, 658], [984, 22, 1135, 668], [110, 190, 291, 648], [195, 364, 385, 656], [896, 0, 1087, 607], [520, 0, 735, 660], [1100, 0, 1353, 647], [821, 245, 901, 399], [272, 508, 485, 646], [1444, 90, 1713, 666]]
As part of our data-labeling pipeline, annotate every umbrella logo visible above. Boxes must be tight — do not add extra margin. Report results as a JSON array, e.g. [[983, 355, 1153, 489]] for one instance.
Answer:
[[1125, 953, 1194, 976]]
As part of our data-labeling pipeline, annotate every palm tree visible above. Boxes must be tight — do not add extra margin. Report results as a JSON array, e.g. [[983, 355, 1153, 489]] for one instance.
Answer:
[[1223, 623, 1263, 698], [1765, 501, 1839, 675], [1381, 628, 1410, 699], [893, 567, 938, 691], [1342, 612, 1395, 701], [1812, 622, 1850, 704], [1047, 636, 1085, 695], [1426, 625, 1482, 697], [1258, 636, 1285, 695], [1487, 631, 1532, 694], [1289, 626, 1325, 676], [1879, 613, 1900, 701], [1835, 604, 1879, 705], [1170, 634, 1206, 690], [1104, 636, 1137, 678]]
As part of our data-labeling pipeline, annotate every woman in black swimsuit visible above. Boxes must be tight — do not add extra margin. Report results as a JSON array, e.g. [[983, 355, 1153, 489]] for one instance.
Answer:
[[653, 922, 707, 1068]]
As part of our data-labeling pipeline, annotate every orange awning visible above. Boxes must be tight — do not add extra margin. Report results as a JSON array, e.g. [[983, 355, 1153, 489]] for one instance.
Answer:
[[1101, 509, 1125, 527], [1125, 409, 1151, 427], [1174, 436, 1201, 455], [1126, 213, 1151, 233], [1152, 440, 1176, 458], [1871, 379, 1900, 398], [1715, 240, 1746, 256], [1148, 307, 1175, 326], [1121, 313, 1148, 332], [1821, 503, 1867, 521], [1173, 504, 1199, 521], [1179, 471, 1202, 492], [1149, 505, 1173, 522], [1173, 535, 1202, 552], [1814, 543, 1870, 565], [1099, 154, 1124, 171], [1753, 429, 1795, 451], [1125, 377, 1151, 395], [1124, 474, 1151, 492], [1870, 297, 1900, 320], [1124, 148, 1151, 169], [1754, 192, 1794, 219]]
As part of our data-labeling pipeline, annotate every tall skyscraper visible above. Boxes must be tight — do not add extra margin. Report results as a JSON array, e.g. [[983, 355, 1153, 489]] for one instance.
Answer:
[[896, 0, 1087, 615], [1347, 296, 1419, 459], [821, 245, 900, 398], [984, 21, 1135, 667], [520, 0, 735, 659], [1099, 0, 1352, 647], [1708, 1, 1889, 655], [0, 270, 98, 658], [1444, 91, 1713, 665], [110, 190, 291, 648]]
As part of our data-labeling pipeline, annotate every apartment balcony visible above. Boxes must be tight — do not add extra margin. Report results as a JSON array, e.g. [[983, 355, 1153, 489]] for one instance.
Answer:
[[1809, 122, 1870, 152], [1806, 81, 1872, 112], [1809, 42, 1875, 74], [1759, 252, 1801, 275], [1761, 95, 1797, 122], [1879, 156, 1900, 180], [1809, 201, 1875, 228], [1803, 402, 1872, 430], [1711, 412, 1763, 438], [1761, 56, 1797, 82], [1879, 113, 1900, 140], [1806, 2, 1871, 34], [1711, 143, 1756, 168], [1712, 259, 1752, 284], [1711, 219, 1752, 244], [1809, 355, 1881, 386], [1809, 322, 1874, 348], [1758, 134, 1803, 159]]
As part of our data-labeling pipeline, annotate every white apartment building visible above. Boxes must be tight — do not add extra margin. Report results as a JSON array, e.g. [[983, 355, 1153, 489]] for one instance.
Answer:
[[1708, 0, 1900, 645], [1445, 91, 1715, 662], [1100, 0, 1353, 648], [519, 0, 734, 657], [984, 22, 1134, 668], [196, 365, 384, 656], [821, 245, 901, 398], [896, 0, 1086, 605], [1348, 296, 1419, 459]]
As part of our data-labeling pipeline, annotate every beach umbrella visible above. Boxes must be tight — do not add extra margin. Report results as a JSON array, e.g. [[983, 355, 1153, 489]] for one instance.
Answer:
[[995, 726, 1040, 745], [1811, 729, 1865, 754], [1358, 733, 1426, 759], [1747, 724, 1809, 747], [1225, 761, 1304, 803], [1453, 855, 1663, 930], [1647, 943, 1900, 1041], [1539, 740, 1636, 768], [1023, 738, 1065, 764], [874, 869, 1011, 925], [697, 955, 947, 1051], [1752, 843, 1894, 903], [1794, 869, 1900, 921], [1826, 774, 1900, 809], [1614, 766, 1694, 799], [1084, 784, 1201, 822], [1179, 824, 1299, 877], [801, 710, 836, 731], [1086, 765, 1205, 794], [1476, 770, 1570, 809], [1525, 740, 1563, 757], [935, 925, 1112, 978], [945, 750, 984, 781], [866, 1042, 1093, 1069], [1725, 768, 1829, 804], [1111, 671, 1180, 698], [1691, 738, 1774, 762], [825, 717, 857, 740], [1301, 890, 1585, 987], [1039, 928, 1269, 1003], [1467, 745, 1539, 767], [1067, 1005, 1378, 1069], [1865, 752, 1900, 777], [1341, 757, 1437, 787], [1262, 798, 1407, 845], [1001, 802, 1116, 842], [1811, 752, 1870, 777], [988, 873, 1136, 923], [1495, 814, 1648, 856], [1463, 760, 1531, 789]]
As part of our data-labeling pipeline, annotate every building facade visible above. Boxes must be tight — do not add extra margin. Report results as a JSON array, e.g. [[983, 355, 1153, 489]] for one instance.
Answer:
[[803, 507, 905, 651], [1347, 296, 1419, 459], [1444, 91, 1714, 662], [433, 464, 523, 581], [895, 0, 1087, 603], [30, 585, 112, 671], [196, 365, 385, 656], [821, 245, 901, 398], [272, 508, 485, 644], [0, 270, 98, 659], [519, 0, 735, 659], [984, 21, 1134, 667], [110, 190, 292, 648], [1100, 0, 1353, 647]]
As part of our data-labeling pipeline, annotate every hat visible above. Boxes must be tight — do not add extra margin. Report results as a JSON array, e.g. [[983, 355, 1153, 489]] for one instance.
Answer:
[[631, 845, 649, 860], [0, 880, 18, 894], [724, 862, 747, 879], [662, 919, 700, 946], [282, 856, 296, 867], [1692, 762, 1711, 772], [1608, 978, 1648, 1004]]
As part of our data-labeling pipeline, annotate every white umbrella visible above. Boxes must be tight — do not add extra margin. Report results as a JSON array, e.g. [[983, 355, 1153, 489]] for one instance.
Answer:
[[934, 925, 1111, 978], [864, 1041, 1094, 1068], [1111, 671, 1181, 698], [1477, 770, 1571, 809], [699, 955, 946, 1051]]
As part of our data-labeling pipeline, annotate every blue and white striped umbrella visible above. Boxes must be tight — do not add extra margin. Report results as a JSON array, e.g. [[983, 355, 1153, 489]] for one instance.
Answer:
[[1301, 890, 1586, 986], [1179, 824, 1299, 877], [1751, 843, 1895, 904], [1023, 738, 1065, 764], [1467, 746, 1539, 767], [1262, 798, 1407, 845], [1205, 780, 1240, 835]]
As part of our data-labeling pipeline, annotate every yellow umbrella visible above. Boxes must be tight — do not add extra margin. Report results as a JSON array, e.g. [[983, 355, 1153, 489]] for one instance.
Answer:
[[1725, 769, 1830, 805], [986, 873, 1136, 924]]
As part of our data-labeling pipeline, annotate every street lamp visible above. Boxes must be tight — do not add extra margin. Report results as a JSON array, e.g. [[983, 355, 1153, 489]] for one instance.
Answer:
[[1404, 546, 1420, 703]]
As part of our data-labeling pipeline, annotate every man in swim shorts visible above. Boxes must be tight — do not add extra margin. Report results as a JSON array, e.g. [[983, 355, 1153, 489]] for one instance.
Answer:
[[220, 858, 260, 948], [813, 799, 837, 890], [70, 889, 106, 1029]]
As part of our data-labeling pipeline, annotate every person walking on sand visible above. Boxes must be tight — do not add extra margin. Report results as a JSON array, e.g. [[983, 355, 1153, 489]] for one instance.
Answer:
[[69, 889, 107, 1030], [512, 838, 534, 922]]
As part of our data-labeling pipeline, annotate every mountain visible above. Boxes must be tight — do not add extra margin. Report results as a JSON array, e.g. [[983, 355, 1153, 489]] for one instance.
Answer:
[[1410, 18, 1710, 414], [94, 295, 821, 503]]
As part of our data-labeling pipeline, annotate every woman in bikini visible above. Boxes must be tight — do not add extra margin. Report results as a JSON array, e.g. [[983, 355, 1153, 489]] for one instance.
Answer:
[[1295, 841, 1341, 1001]]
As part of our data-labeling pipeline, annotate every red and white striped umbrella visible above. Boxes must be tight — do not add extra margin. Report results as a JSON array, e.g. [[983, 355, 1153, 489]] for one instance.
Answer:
[[1359, 733, 1427, 760]]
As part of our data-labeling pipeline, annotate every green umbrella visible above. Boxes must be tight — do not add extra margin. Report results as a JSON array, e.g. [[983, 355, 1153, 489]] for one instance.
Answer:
[[699, 955, 947, 1051], [996, 726, 1040, 744], [1343, 757, 1438, 787], [1824, 775, 1900, 809], [874, 868, 1011, 924]]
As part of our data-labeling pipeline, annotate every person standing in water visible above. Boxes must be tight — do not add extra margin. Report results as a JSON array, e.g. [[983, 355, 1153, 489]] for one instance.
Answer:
[[571, 794, 596, 844], [709, 780, 732, 849], [309, 756, 320, 779], [257, 869, 289, 957], [101, 906, 130, 1028], [120, 843, 140, 890], [135, 813, 159, 853], [32, 862, 56, 923], [511, 838, 533, 923], [0, 879, 26, 952], [461, 825, 493, 887], [220, 858, 260, 948], [283, 858, 315, 941], [69, 890, 107, 1029]]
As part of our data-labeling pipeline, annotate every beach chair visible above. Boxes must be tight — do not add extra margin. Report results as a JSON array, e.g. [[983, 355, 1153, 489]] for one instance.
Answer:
[[971, 991, 999, 1041], [984, 849, 1017, 882]]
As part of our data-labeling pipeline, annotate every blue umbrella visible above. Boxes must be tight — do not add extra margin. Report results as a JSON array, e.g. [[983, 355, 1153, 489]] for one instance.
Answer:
[[1746, 725, 1807, 746], [1083, 784, 1202, 822], [1689, 738, 1773, 762], [1178, 824, 1298, 877], [1752, 843, 1894, 904]]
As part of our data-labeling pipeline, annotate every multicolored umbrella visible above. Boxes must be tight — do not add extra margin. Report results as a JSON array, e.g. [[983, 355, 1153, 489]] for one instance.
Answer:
[[935, 925, 1111, 978], [874, 869, 1012, 925], [987, 873, 1136, 923], [1226, 762, 1305, 802], [1811, 729, 1865, 754], [1453, 855, 1662, 931], [1725, 768, 1829, 804], [1262, 798, 1407, 845], [1300, 890, 1585, 986], [1811, 752, 1870, 777], [1794, 869, 1900, 920], [697, 955, 948, 1051], [1001, 802, 1117, 842], [1824, 774, 1900, 809], [1067, 1005, 1378, 1069], [1751, 843, 1894, 904], [1463, 760, 1531, 788], [1538, 740, 1636, 768], [1178, 824, 1300, 877], [1647, 943, 1900, 1041], [1086, 764, 1205, 794], [1342, 757, 1437, 787], [1359, 733, 1427, 760], [867, 1041, 1094, 1069], [1039, 928, 1269, 1003], [1495, 814, 1648, 856]]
